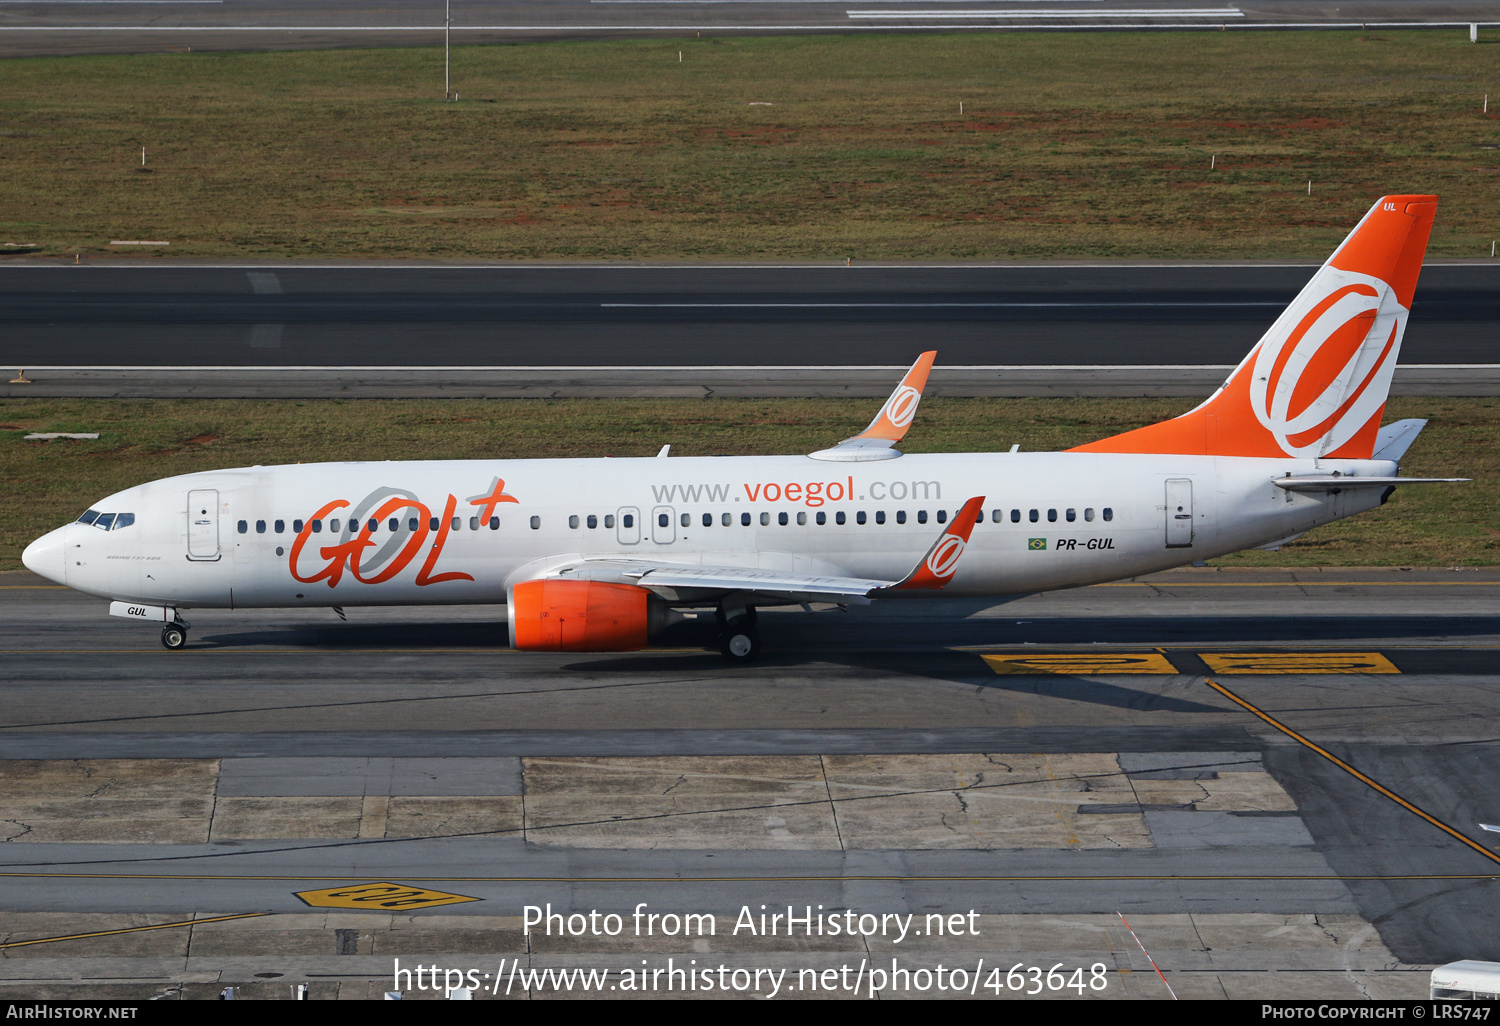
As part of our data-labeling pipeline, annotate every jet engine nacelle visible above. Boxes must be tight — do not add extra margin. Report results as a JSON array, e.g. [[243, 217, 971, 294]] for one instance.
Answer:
[[508, 579, 678, 652]]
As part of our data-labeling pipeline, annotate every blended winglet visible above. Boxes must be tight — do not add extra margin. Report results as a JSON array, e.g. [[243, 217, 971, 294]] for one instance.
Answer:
[[810, 351, 936, 462], [885, 495, 985, 591]]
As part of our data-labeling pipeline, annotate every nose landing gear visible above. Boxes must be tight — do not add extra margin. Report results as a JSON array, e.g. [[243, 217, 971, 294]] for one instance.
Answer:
[[160, 619, 190, 650]]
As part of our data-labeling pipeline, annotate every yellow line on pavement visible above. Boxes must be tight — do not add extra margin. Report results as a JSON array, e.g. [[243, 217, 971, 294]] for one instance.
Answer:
[[0, 911, 268, 950], [1205, 679, 1500, 868]]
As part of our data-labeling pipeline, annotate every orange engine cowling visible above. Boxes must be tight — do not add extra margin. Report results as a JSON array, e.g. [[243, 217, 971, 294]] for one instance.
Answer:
[[508, 579, 653, 652]]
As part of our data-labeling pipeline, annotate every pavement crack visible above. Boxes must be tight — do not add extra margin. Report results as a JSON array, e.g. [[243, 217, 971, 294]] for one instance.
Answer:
[[1, 819, 34, 843], [660, 774, 689, 797]]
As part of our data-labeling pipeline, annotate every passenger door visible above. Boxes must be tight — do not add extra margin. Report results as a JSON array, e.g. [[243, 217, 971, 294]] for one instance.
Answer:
[[1165, 479, 1194, 548], [616, 506, 641, 545], [651, 505, 676, 545], [186, 489, 221, 561]]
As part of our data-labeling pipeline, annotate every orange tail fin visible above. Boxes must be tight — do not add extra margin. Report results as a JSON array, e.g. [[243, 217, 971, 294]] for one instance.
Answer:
[[1071, 195, 1437, 459]]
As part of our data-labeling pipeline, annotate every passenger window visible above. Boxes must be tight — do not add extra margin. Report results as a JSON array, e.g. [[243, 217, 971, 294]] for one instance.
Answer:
[[797, 512, 807, 526], [388, 518, 399, 532], [569, 515, 580, 529], [702, 513, 712, 527], [489, 516, 499, 530], [256, 520, 266, 534], [835, 511, 845, 525], [237, 519, 248, 534], [1029, 509, 1038, 523], [1011, 509, 1021, 523], [275, 520, 286, 534], [896, 511, 907, 525], [294, 519, 305, 533], [1084, 508, 1095, 522], [330, 519, 341, 532], [991, 509, 1002, 523], [760, 512, 770, 526], [1047, 509, 1057, 522], [587, 515, 598, 529], [469, 517, 480, 531], [77, 510, 100, 525], [408, 518, 418, 531], [741, 512, 751, 526], [681, 512, 691, 528], [1066, 508, 1076, 523], [937, 509, 947, 524], [93, 513, 115, 531], [428, 517, 439, 531], [451, 517, 461, 531], [607, 514, 617, 528], [816, 512, 826, 525], [778, 512, 788, 526], [876, 511, 886, 525], [658, 513, 669, 528], [917, 510, 927, 524], [721, 513, 731, 526], [857, 511, 867, 525], [530, 516, 541, 530], [114, 513, 135, 530], [1103, 507, 1114, 522]]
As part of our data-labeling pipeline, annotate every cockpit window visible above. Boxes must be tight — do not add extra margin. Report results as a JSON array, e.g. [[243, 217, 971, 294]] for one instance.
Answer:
[[77, 510, 100, 525], [93, 512, 116, 531], [112, 513, 135, 530]]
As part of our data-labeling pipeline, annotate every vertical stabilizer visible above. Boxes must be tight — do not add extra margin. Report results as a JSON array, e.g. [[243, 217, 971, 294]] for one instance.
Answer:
[[1071, 195, 1437, 459]]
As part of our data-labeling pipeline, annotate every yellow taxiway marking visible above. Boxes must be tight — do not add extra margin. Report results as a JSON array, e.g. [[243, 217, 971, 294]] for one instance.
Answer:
[[982, 652, 1179, 675], [1201, 652, 1400, 674], [295, 881, 481, 910], [0, 912, 267, 950], [1206, 679, 1500, 868]]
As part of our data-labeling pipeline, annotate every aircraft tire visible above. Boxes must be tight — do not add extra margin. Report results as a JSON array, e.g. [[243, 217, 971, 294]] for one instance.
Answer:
[[719, 625, 759, 662], [160, 624, 188, 650]]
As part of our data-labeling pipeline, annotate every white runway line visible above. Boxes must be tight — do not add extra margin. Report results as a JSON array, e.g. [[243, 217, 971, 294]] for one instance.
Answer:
[[847, 7, 1242, 16], [0, 20, 1486, 30], [600, 301, 1284, 308]]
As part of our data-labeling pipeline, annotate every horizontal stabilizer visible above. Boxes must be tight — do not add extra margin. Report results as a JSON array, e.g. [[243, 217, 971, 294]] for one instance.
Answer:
[[1372, 419, 1427, 462], [1273, 475, 1466, 492]]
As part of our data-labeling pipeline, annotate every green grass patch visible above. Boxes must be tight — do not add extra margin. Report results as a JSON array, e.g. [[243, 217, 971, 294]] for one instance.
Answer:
[[2, 396, 1493, 571], [0, 31, 1496, 260]]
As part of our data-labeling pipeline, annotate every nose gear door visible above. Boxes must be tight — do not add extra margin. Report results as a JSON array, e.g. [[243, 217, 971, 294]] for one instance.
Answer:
[[187, 489, 221, 560]]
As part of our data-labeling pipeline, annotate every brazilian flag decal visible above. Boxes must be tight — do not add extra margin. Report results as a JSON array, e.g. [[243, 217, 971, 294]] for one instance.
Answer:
[[1028, 538, 1046, 550]]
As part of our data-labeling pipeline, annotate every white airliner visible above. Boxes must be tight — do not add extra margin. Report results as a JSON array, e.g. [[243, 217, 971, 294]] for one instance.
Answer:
[[22, 195, 1463, 659]]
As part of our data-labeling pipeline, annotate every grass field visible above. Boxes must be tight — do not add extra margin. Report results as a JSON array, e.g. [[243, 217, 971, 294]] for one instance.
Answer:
[[2, 396, 1493, 572], [0, 32, 1497, 261]]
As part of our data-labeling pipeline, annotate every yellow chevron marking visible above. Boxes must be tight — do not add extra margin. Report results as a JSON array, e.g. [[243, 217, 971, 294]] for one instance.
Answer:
[[1199, 652, 1399, 675], [981, 653, 1179, 675]]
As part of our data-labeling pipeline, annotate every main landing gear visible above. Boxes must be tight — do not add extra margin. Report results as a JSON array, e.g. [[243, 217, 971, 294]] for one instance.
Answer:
[[160, 618, 190, 650], [716, 605, 759, 663]]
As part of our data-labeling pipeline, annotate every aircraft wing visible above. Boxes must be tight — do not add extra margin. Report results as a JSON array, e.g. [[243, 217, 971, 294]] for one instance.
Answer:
[[542, 497, 987, 606]]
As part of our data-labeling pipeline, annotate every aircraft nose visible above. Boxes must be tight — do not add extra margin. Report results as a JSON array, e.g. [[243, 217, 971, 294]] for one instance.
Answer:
[[21, 526, 67, 585]]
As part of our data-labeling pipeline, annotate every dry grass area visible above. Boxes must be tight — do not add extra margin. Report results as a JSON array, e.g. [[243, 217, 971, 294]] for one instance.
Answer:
[[0, 32, 1496, 260], [1, 396, 1493, 570]]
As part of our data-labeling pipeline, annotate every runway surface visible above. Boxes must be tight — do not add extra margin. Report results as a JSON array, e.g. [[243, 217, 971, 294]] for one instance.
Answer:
[[0, 0, 1494, 58], [2, 566, 1498, 975], [2, 264, 1497, 397]]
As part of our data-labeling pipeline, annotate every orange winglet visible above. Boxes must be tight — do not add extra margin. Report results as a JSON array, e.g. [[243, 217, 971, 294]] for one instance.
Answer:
[[889, 495, 985, 591], [1070, 196, 1437, 460], [853, 351, 937, 443]]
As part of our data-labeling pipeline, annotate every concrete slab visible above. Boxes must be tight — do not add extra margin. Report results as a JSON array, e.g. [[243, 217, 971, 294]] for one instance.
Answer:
[[383, 797, 522, 840], [1131, 771, 1298, 812], [1144, 811, 1316, 849], [521, 756, 839, 850], [207, 797, 363, 840], [1118, 752, 1264, 777], [217, 757, 523, 797], [825, 753, 1151, 850]]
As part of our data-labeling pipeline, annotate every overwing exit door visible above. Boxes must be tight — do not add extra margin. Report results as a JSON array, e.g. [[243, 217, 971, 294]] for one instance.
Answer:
[[1165, 479, 1194, 548], [651, 506, 676, 544], [187, 489, 221, 560]]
